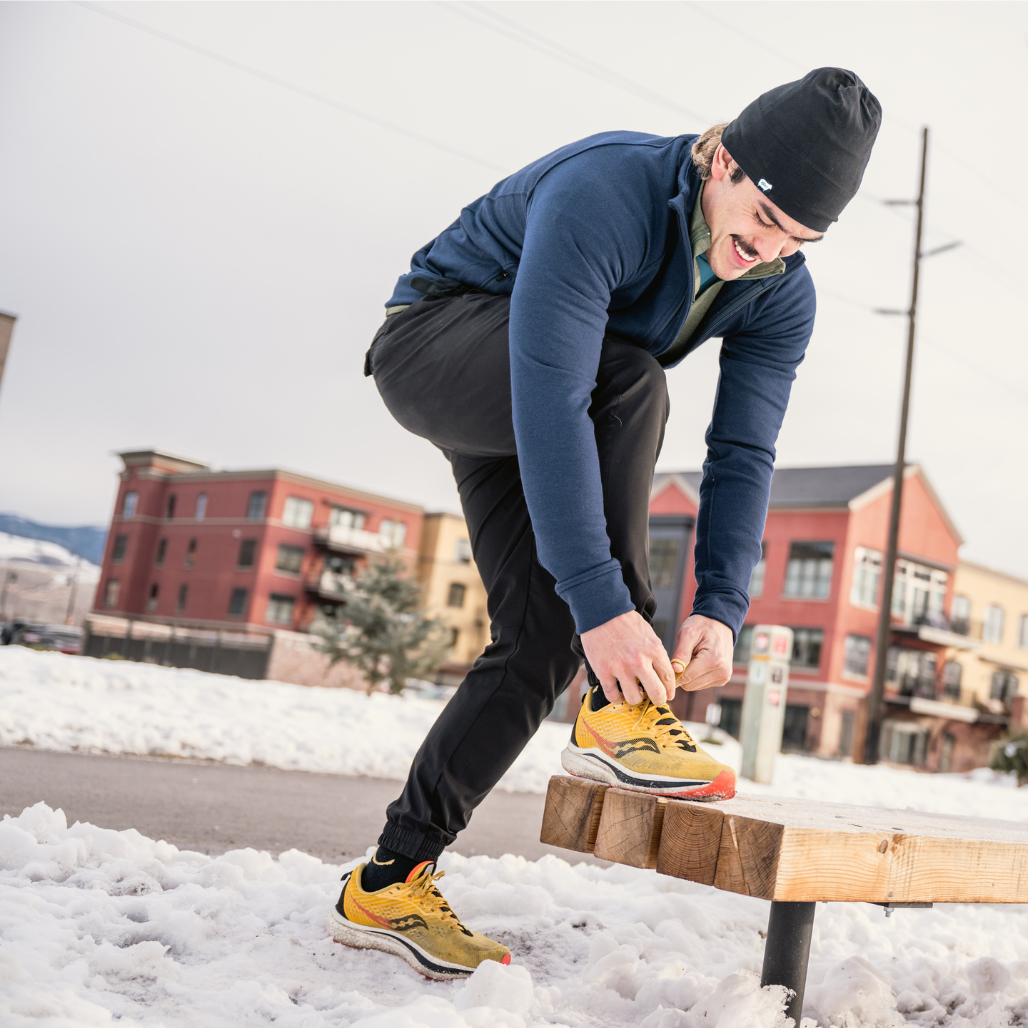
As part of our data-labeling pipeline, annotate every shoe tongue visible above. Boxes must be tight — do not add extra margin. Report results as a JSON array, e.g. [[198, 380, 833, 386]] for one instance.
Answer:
[[405, 860, 435, 884]]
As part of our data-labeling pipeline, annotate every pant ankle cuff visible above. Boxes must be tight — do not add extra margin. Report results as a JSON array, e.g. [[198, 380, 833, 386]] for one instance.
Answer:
[[378, 824, 446, 864]]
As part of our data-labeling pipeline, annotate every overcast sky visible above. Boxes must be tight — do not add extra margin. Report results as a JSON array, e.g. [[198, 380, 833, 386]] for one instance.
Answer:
[[1, 1, 1026, 577]]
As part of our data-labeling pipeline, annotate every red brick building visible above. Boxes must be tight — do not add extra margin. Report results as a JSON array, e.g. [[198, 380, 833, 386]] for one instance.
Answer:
[[649, 464, 994, 769], [85, 450, 422, 680]]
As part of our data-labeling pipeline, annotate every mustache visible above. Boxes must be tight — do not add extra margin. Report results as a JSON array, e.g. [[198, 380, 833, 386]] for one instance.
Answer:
[[730, 235, 760, 260]]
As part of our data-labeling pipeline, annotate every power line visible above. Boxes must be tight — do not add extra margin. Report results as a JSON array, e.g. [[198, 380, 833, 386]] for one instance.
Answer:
[[438, 2, 714, 124], [75, 1, 509, 176]]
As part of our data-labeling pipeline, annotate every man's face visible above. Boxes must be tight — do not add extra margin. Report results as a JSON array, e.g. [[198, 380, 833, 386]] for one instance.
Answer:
[[700, 143, 824, 280]]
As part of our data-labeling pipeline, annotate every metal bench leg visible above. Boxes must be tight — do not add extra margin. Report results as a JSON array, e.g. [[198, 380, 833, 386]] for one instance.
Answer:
[[761, 901, 816, 1025]]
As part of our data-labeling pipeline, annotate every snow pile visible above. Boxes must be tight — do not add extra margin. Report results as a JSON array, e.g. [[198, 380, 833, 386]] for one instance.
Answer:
[[4, 802, 1027, 1028], [2, 646, 1026, 819], [0, 531, 99, 575], [0, 646, 566, 793]]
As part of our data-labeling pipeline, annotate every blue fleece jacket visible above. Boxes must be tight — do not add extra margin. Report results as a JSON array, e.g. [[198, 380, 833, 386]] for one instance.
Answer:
[[386, 131, 816, 639]]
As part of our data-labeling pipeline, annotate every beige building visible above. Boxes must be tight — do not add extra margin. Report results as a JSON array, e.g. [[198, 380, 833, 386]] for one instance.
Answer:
[[417, 513, 489, 675], [947, 561, 1028, 715]]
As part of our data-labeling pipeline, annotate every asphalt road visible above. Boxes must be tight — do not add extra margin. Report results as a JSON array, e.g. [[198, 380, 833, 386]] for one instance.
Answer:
[[0, 746, 605, 866]]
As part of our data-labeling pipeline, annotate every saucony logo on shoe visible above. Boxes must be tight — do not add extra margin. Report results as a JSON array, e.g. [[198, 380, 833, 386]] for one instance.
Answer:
[[613, 737, 661, 757], [391, 914, 428, 931]]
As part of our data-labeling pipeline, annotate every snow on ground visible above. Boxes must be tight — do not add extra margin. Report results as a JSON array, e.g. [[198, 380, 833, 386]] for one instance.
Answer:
[[1, 646, 1025, 820], [0, 532, 100, 576], [0, 645, 566, 794], [3, 801, 1028, 1028]]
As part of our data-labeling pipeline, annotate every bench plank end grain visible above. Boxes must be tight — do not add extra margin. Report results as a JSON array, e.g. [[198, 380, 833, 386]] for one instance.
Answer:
[[539, 776, 608, 853], [594, 789, 667, 868]]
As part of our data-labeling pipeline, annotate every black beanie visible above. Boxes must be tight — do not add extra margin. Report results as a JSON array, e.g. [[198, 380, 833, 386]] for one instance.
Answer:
[[721, 68, 882, 233]]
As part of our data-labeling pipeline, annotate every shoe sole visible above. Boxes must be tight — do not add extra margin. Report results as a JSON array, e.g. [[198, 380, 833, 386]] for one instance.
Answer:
[[561, 743, 736, 800], [326, 907, 489, 981]]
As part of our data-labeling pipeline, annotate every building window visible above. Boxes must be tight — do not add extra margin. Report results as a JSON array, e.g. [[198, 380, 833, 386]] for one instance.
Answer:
[[791, 628, 824, 671], [991, 669, 1018, 703], [122, 491, 138, 518], [103, 578, 120, 608], [951, 594, 971, 635], [166, 494, 177, 519], [266, 594, 295, 625], [184, 538, 197, 569], [176, 583, 188, 614], [237, 539, 257, 569], [326, 553, 355, 577], [155, 538, 167, 566], [1020, 615, 1028, 651], [783, 541, 834, 599], [649, 538, 679, 590], [887, 647, 937, 698], [379, 519, 407, 548], [276, 544, 304, 574], [247, 491, 267, 520], [454, 538, 472, 564], [283, 496, 314, 530], [195, 493, 207, 520], [146, 582, 159, 613], [330, 507, 365, 530], [748, 543, 767, 599], [850, 546, 881, 609], [447, 582, 466, 608], [227, 587, 248, 617], [942, 659, 962, 700], [880, 721, 928, 766], [843, 634, 872, 677], [733, 624, 754, 665], [111, 534, 128, 563], [891, 560, 948, 625], [984, 605, 1005, 644], [449, 627, 460, 647]]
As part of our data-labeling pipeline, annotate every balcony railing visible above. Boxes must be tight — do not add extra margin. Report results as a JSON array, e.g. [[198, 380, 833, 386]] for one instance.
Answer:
[[305, 570, 351, 599], [313, 524, 389, 555]]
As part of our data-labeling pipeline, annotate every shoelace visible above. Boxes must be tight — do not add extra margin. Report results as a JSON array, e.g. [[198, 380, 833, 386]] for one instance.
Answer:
[[408, 868, 473, 936], [628, 699, 698, 749]]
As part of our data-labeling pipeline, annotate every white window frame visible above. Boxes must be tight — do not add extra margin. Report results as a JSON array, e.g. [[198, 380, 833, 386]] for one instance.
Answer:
[[122, 491, 138, 518], [890, 559, 948, 626], [849, 546, 881, 610], [282, 496, 314, 530], [195, 493, 207, 520], [983, 605, 1005, 644]]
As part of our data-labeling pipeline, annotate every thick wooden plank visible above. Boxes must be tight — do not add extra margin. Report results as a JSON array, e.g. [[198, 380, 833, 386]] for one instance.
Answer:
[[656, 801, 724, 885], [594, 789, 667, 869], [691, 795, 1028, 903], [539, 776, 608, 853]]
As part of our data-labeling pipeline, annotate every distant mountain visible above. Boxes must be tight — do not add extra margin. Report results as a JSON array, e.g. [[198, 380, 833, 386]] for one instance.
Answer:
[[0, 515, 106, 565]]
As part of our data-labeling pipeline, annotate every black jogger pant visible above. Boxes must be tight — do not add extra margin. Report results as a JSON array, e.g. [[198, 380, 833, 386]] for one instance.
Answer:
[[368, 291, 671, 862]]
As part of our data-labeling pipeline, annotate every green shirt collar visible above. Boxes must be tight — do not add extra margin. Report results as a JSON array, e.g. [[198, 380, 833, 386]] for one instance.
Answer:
[[690, 183, 786, 282]]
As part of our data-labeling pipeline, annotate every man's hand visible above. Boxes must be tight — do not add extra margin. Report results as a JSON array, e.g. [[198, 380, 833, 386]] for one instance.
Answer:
[[580, 610, 676, 706], [670, 614, 734, 692]]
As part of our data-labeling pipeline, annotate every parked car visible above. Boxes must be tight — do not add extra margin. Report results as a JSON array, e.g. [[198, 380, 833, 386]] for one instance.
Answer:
[[3, 622, 83, 654]]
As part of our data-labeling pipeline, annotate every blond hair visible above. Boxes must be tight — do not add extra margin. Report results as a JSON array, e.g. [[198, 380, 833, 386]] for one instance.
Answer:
[[691, 123, 745, 184]]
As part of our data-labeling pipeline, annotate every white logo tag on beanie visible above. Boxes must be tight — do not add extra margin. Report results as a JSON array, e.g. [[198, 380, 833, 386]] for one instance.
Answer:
[[758, 178, 773, 192]]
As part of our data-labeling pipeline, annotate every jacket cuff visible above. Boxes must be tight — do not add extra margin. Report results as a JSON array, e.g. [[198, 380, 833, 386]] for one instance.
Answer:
[[690, 590, 750, 643], [555, 560, 635, 635]]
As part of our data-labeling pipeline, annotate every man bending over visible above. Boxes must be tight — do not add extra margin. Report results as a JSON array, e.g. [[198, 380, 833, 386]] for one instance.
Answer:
[[328, 68, 881, 979]]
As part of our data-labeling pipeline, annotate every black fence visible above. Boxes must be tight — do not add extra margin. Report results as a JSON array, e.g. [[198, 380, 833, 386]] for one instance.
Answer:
[[83, 620, 272, 680]]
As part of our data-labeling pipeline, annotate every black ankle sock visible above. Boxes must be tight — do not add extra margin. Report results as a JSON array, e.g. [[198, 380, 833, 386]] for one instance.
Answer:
[[589, 681, 611, 711], [360, 846, 422, 892]]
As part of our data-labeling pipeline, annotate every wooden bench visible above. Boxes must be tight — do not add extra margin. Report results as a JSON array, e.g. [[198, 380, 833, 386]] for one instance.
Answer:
[[540, 775, 1028, 1022]]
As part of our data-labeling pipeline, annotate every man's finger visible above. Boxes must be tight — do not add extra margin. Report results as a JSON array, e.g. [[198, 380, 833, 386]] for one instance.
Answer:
[[600, 675, 623, 706], [677, 647, 719, 687], [617, 673, 645, 705], [678, 665, 732, 692], [637, 666, 667, 707]]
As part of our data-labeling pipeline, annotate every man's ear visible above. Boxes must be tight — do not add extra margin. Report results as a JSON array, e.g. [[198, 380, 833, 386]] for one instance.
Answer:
[[710, 143, 737, 183]]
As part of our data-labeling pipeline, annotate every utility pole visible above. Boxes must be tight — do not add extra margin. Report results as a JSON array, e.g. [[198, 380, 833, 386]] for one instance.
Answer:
[[0, 312, 16, 399], [65, 559, 81, 626], [862, 127, 930, 765]]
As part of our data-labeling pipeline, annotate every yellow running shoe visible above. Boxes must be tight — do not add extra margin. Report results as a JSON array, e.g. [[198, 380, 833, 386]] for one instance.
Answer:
[[326, 860, 511, 980], [561, 690, 736, 800]]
